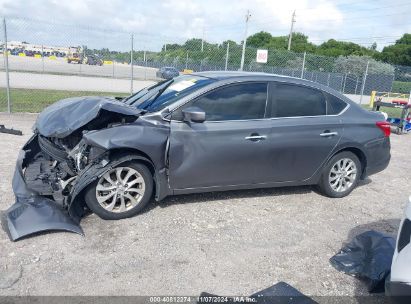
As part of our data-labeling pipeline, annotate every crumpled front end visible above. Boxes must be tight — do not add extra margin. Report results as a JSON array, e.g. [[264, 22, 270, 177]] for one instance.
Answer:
[[1, 96, 144, 241], [1, 136, 84, 241]]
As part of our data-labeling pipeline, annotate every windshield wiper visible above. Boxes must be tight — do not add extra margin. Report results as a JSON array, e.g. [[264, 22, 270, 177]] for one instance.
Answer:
[[141, 80, 174, 111]]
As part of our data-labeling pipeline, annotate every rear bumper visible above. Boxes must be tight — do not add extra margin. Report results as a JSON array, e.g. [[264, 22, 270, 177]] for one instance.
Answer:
[[364, 137, 391, 177], [365, 152, 391, 177]]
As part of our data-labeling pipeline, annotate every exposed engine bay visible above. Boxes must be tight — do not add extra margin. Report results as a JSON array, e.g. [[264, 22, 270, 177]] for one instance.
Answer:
[[25, 109, 138, 206]]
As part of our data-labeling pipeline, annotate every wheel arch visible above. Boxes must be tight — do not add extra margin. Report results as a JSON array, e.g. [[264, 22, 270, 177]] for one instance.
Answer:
[[68, 148, 170, 221], [108, 148, 156, 175]]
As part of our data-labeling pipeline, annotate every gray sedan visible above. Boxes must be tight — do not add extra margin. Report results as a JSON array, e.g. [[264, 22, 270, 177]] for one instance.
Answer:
[[156, 66, 180, 79], [2, 71, 391, 240]]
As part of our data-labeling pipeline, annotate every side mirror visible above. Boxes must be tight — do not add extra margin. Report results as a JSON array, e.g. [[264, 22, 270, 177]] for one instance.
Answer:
[[182, 106, 206, 123]]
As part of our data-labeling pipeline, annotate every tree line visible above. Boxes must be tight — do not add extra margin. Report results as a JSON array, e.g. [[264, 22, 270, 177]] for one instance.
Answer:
[[85, 32, 410, 67]]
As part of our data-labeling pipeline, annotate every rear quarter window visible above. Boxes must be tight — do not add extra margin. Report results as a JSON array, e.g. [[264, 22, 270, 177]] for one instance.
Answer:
[[325, 92, 348, 115]]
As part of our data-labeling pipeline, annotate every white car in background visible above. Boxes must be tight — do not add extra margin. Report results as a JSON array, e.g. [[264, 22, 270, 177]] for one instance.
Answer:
[[386, 196, 411, 297]]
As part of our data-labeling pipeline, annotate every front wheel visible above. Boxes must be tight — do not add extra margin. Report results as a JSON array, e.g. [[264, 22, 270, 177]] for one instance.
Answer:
[[317, 151, 361, 198], [84, 162, 153, 220]]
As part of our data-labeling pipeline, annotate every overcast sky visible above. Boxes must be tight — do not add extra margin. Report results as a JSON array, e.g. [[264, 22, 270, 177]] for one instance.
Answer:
[[0, 0, 410, 52]]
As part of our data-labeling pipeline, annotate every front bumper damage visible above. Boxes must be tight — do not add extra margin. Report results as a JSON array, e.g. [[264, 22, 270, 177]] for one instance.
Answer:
[[1, 146, 84, 241], [1, 96, 149, 241], [1, 132, 165, 241]]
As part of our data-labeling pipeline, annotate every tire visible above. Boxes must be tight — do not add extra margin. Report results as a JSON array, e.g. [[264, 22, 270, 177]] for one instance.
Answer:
[[317, 151, 361, 198], [84, 161, 153, 220]]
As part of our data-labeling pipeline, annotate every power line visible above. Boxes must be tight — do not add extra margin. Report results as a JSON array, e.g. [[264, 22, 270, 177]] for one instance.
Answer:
[[297, 0, 411, 12], [307, 35, 401, 42], [252, 11, 409, 28]]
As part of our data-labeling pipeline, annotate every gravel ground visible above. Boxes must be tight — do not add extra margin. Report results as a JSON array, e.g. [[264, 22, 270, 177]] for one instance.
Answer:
[[0, 113, 409, 298]]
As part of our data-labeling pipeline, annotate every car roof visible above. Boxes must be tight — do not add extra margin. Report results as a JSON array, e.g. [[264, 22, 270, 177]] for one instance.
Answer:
[[192, 71, 275, 79]]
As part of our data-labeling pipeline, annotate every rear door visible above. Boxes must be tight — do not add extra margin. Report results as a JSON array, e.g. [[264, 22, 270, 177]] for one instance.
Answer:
[[264, 82, 345, 182], [168, 82, 274, 189]]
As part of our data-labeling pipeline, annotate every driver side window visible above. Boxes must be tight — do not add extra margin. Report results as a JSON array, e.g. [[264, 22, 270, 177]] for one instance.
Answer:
[[172, 82, 268, 121]]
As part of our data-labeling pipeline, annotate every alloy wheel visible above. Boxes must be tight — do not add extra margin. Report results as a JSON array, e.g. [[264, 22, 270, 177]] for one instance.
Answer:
[[96, 167, 145, 213], [328, 158, 357, 193]]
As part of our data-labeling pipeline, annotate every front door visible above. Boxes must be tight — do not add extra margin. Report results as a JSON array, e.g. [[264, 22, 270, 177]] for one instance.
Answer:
[[168, 82, 272, 189]]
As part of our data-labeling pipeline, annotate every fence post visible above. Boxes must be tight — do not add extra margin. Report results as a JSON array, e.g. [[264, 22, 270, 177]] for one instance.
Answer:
[[354, 76, 359, 94], [359, 60, 370, 104], [300, 52, 306, 79], [130, 33, 134, 94], [3, 17, 11, 113], [225, 42, 230, 71], [342, 74, 347, 93], [185, 51, 188, 70], [41, 44, 45, 73], [144, 49, 147, 80]]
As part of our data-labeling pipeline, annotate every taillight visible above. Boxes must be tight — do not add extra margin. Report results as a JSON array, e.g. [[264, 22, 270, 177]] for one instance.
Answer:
[[376, 121, 391, 137]]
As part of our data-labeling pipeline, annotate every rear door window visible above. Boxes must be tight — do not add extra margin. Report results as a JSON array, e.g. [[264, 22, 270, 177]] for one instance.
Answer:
[[271, 83, 326, 118]]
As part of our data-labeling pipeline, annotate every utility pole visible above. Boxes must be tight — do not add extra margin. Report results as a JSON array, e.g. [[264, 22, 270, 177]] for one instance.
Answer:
[[287, 10, 296, 51], [240, 10, 251, 71]]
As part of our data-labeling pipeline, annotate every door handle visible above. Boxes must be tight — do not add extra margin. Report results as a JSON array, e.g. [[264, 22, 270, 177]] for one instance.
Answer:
[[245, 135, 267, 141], [320, 131, 338, 137]]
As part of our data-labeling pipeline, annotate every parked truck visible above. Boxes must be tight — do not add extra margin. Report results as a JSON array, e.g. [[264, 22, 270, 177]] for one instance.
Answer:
[[67, 46, 83, 64]]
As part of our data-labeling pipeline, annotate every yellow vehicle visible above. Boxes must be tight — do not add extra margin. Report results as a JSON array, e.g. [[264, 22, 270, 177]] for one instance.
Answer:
[[67, 46, 83, 64]]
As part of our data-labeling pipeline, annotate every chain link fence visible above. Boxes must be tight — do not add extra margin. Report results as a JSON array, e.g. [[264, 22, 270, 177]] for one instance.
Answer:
[[0, 16, 409, 113]]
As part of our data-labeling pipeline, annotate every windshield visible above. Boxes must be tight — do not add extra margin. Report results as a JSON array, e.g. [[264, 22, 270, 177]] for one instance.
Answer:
[[125, 75, 216, 112]]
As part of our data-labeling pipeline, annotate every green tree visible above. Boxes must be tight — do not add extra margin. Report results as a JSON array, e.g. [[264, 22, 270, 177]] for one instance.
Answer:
[[376, 34, 411, 66], [316, 39, 374, 57], [333, 55, 394, 76], [288, 33, 317, 53], [246, 31, 273, 48], [246, 31, 315, 52]]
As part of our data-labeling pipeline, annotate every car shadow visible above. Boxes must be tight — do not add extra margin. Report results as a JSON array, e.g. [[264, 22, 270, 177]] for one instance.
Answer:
[[146, 177, 375, 213], [357, 177, 373, 188], [144, 185, 314, 213]]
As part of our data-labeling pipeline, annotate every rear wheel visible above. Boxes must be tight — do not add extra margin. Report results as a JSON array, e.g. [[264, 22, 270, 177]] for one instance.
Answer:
[[84, 162, 153, 220], [318, 151, 361, 198]]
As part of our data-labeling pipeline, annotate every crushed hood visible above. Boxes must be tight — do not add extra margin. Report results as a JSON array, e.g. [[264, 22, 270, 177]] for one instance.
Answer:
[[36, 96, 142, 138]]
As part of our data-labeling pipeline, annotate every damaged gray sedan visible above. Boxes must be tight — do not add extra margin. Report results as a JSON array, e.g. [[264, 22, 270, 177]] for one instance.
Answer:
[[1, 72, 391, 241]]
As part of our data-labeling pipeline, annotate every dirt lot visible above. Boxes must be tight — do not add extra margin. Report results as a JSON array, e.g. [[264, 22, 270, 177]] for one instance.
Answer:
[[0, 113, 409, 297]]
